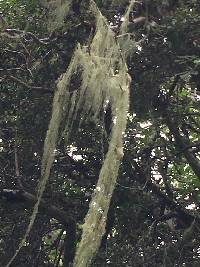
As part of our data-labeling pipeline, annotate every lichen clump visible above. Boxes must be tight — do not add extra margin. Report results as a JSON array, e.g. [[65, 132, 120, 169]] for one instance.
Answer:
[[6, 1, 135, 267]]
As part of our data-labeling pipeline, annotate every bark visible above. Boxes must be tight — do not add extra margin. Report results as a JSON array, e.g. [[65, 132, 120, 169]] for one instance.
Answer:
[[166, 117, 200, 179], [63, 221, 76, 267]]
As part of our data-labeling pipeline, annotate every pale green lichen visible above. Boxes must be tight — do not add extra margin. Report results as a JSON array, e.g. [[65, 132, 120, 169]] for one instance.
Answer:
[[72, 1, 134, 267], [46, 0, 71, 31], [6, 1, 136, 267]]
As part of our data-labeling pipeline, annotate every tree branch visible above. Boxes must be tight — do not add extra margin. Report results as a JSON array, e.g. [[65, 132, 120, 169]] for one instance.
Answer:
[[166, 117, 200, 179], [132, 161, 197, 227], [4, 75, 54, 94], [63, 221, 76, 267], [0, 189, 73, 226]]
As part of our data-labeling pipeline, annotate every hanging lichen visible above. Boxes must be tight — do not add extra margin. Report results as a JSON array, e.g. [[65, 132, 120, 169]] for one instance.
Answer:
[[6, 1, 136, 266], [70, 1, 135, 266], [44, 0, 72, 31]]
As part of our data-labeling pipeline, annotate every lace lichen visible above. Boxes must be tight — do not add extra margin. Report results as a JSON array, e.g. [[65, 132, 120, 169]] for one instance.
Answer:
[[45, 0, 71, 31], [71, 1, 135, 266], [6, 1, 135, 266]]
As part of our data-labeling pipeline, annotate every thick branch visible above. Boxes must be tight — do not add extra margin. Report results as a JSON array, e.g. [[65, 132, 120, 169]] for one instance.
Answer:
[[0, 189, 73, 226], [132, 162, 197, 226], [166, 117, 200, 179], [63, 221, 76, 267]]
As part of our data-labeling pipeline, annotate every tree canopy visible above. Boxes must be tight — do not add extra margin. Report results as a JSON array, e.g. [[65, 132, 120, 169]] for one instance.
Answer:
[[0, 0, 200, 266]]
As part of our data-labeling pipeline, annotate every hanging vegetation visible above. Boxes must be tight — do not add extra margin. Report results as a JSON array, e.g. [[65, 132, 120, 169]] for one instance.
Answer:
[[2, 0, 200, 266], [6, 1, 135, 267]]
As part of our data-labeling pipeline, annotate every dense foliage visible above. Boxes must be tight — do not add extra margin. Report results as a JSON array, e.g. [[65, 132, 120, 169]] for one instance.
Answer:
[[0, 0, 200, 266]]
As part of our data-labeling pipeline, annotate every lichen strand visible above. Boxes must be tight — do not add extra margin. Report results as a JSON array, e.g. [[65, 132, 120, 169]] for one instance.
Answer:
[[46, 0, 71, 32], [5, 41, 74, 267], [72, 1, 134, 267], [6, 1, 135, 266], [72, 89, 129, 267]]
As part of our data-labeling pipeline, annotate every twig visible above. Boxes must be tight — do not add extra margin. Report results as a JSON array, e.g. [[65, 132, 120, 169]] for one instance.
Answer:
[[7, 75, 53, 93], [14, 133, 23, 189], [3, 29, 50, 45], [0, 68, 26, 72]]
